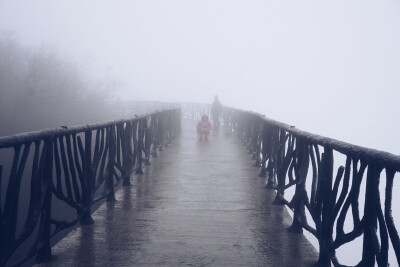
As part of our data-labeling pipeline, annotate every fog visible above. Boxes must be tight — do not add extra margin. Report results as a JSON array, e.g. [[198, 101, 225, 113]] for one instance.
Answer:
[[1, 0, 399, 153]]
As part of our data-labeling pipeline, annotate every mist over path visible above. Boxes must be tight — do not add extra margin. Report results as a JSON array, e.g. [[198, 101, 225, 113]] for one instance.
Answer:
[[1, 1, 399, 153], [37, 119, 317, 266]]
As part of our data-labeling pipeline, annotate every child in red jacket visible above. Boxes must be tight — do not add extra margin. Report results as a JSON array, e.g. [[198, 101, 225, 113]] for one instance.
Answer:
[[197, 115, 212, 141]]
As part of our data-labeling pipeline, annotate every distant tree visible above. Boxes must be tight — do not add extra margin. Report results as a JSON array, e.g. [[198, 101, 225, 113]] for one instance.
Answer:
[[0, 31, 115, 136]]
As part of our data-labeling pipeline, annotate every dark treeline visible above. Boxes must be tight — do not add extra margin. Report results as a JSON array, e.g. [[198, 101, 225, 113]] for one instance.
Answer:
[[0, 32, 116, 137]]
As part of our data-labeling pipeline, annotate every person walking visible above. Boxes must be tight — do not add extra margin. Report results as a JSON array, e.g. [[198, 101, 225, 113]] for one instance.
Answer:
[[211, 95, 222, 131]]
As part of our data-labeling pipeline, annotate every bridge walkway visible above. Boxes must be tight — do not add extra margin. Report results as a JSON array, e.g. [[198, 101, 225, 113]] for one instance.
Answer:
[[38, 119, 318, 266]]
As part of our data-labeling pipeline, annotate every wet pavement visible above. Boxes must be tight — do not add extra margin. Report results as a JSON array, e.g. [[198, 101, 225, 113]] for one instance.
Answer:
[[37, 119, 318, 267]]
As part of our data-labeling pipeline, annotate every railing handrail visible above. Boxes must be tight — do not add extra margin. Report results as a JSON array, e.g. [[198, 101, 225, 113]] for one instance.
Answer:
[[0, 106, 181, 266], [232, 108, 400, 171], [222, 105, 400, 266], [0, 108, 177, 149]]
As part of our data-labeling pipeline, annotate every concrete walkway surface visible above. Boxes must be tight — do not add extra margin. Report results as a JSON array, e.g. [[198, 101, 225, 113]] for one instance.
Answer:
[[37, 119, 318, 267]]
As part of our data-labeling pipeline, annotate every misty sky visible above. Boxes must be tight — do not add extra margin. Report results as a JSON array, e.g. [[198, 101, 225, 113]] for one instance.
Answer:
[[0, 0, 399, 154]]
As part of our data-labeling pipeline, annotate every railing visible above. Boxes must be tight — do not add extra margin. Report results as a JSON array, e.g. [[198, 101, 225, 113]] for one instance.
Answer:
[[3, 100, 398, 266], [108, 100, 211, 121], [0, 108, 180, 266], [179, 103, 211, 120], [223, 106, 400, 266], [107, 100, 178, 119]]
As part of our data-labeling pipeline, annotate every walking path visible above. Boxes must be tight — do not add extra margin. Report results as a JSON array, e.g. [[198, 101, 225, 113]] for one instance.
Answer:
[[38, 119, 318, 266]]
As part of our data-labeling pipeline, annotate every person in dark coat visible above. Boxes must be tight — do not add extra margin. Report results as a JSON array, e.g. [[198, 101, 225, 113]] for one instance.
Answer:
[[211, 95, 222, 130]]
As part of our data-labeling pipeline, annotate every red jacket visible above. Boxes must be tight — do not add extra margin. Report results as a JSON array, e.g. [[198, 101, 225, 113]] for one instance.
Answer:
[[197, 120, 212, 133]]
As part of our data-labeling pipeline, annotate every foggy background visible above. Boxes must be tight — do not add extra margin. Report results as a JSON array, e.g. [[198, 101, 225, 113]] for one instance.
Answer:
[[1, 0, 399, 154], [1, 1, 400, 265]]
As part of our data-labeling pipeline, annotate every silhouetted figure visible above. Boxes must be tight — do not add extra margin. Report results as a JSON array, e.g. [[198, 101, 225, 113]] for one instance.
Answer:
[[197, 114, 212, 141], [211, 95, 222, 130]]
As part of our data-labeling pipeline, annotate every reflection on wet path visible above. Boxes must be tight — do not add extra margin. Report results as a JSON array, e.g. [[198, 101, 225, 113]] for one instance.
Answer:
[[38, 119, 318, 266]]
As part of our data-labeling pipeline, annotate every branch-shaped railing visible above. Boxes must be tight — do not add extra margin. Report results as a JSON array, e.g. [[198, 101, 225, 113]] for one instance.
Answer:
[[223, 106, 400, 267], [0, 108, 180, 266], [108, 100, 210, 121], [180, 102, 211, 120], [3, 100, 398, 266]]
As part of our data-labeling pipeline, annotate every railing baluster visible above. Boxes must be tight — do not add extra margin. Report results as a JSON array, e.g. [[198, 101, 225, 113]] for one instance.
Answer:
[[58, 136, 73, 199], [0, 165, 3, 223], [36, 139, 53, 263], [135, 118, 145, 174], [106, 126, 116, 202], [361, 162, 381, 266], [259, 122, 268, 177], [98, 129, 109, 190], [67, 134, 82, 204], [151, 114, 159, 158], [80, 130, 94, 225], [288, 137, 309, 234], [376, 179, 389, 267], [116, 126, 121, 168], [385, 169, 400, 263]]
